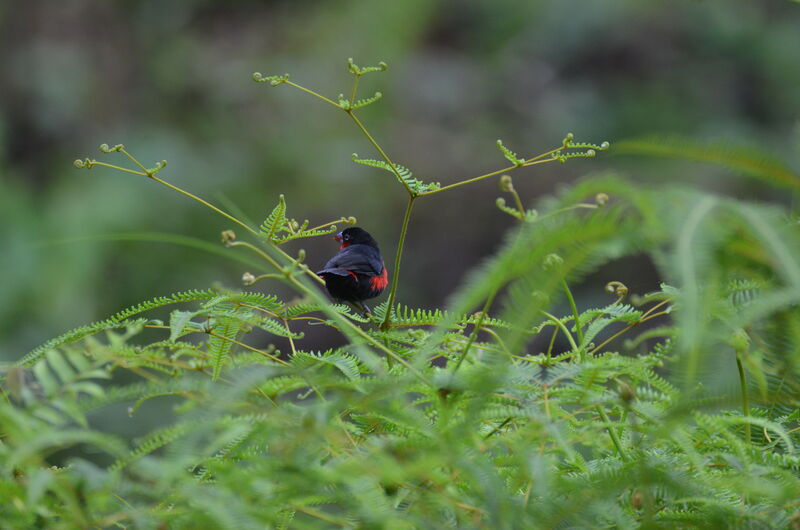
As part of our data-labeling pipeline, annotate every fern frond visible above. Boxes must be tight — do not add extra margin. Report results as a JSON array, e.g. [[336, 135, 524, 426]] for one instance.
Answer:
[[209, 316, 243, 381], [260, 194, 287, 241], [347, 58, 388, 76], [351, 91, 383, 109], [351, 154, 440, 194], [259, 375, 308, 399], [274, 225, 338, 244], [252, 72, 290, 86], [293, 350, 363, 380], [254, 317, 304, 339], [110, 421, 192, 471], [18, 318, 150, 367], [496, 139, 525, 166], [552, 149, 598, 163]]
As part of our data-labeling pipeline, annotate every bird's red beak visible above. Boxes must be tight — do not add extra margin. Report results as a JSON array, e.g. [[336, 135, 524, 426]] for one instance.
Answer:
[[334, 232, 343, 242]]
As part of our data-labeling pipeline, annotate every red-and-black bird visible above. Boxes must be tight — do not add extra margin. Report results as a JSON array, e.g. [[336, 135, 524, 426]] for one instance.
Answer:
[[317, 227, 388, 312]]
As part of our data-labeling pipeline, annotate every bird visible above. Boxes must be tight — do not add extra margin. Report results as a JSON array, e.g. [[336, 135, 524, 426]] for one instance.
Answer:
[[317, 227, 388, 313]]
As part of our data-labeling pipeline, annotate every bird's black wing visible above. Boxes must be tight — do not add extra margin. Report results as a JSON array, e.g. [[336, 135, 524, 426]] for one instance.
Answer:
[[318, 245, 383, 276]]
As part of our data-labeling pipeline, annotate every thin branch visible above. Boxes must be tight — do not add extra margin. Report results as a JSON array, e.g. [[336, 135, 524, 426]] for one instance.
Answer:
[[284, 80, 343, 109], [381, 196, 416, 329]]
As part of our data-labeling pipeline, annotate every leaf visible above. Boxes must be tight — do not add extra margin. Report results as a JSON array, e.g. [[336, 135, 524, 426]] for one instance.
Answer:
[[260, 194, 287, 241], [209, 317, 242, 381], [496, 197, 525, 220], [274, 225, 338, 244], [347, 58, 388, 76], [46, 349, 76, 384], [497, 139, 525, 165], [169, 310, 198, 342], [352, 91, 383, 109], [110, 422, 191, 472], [351, 154, 440, 194], [32, 358, 59, 396], [294, 350, 362, 380]]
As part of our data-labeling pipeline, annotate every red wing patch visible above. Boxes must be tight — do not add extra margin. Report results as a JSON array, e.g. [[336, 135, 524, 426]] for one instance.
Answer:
[[369, 263, 389, 292]]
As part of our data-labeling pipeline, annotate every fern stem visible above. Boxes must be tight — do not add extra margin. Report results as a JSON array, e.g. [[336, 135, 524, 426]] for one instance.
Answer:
[[144, 324, 289, 366], [349, 74, 360, 107], [546, 325, 559, 355], [451, 290, 498, 374], [146, 173, 259, 237], [116, 156, 325, 287], [510, 188, 526, 217], [589, 311, 669, 356], [283, 319, 298, 357], [285, 80, 343, 109], [597, 405, 628, 461], [484, 417, 513, 439], [561, 279, 584, 355], [90, 161, 149, 177], [346, 110, 414, 196], [587, 304, 672, 356], [381, 196, 416, 330], [540, 310, 579, 354], [418, 158, 556, 197], [736, 351, 751, 443], [536, 203, 598, 222], [273, 246, 326, 285], [479, 326, 513, 359], [291, 504, 354, 527], [227, 241, 283, 270], [119, 146, 150, 173], [307, 218, 351, 233]]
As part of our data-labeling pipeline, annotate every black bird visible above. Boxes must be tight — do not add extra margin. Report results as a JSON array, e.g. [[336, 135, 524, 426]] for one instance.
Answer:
[[317, 227, 388, 313]]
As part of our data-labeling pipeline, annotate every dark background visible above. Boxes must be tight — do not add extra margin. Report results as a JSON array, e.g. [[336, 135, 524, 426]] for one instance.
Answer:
[[2, 0, 799, 362]]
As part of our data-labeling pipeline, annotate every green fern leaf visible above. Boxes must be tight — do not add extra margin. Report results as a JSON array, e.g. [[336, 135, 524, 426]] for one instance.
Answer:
[[351, 91, 383, 109], [274, 225, 339, 244], [256, 317, 304, 339], [260, 194, 288, 241], [351, 153, 440, 194], [497, 139, 525, 166], [209, 316, 242, 381], [347, 58, 388, 76], [110, 421, 191, 472], [293, 350, 362, 380]]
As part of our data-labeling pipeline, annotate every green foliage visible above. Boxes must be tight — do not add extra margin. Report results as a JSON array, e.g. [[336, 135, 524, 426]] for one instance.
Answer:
[[496, 139, 526, 166], [351, 153, 441, 195], [259, 194, 356, 245], [4, 59, 800, 529]]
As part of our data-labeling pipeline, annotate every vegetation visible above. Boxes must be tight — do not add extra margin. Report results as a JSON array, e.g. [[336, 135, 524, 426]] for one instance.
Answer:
[[2, 58, 799, 529]]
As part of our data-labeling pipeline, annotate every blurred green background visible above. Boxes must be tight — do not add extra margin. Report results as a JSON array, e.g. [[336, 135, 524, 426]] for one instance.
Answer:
[[2, 0, 799, 361]]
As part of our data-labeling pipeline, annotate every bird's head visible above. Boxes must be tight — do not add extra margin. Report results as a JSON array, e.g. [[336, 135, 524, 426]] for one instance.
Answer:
[[334, 227, 378, 249]]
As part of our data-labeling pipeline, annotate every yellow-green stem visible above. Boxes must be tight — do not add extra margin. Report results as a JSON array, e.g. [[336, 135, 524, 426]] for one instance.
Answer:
[[381, 196, 416, 329], [540, 310, 579, 354], [510, 188, 525, 217], [562, 279, 584, 356], [285, 80, 342, 108], [736, 352, 751, 443], [147, 173, 259, 238], [347, 111, 414, 196], [418, 158, 556, 197], [597, 405, 628, 461], [451, 290, 498, 374]]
